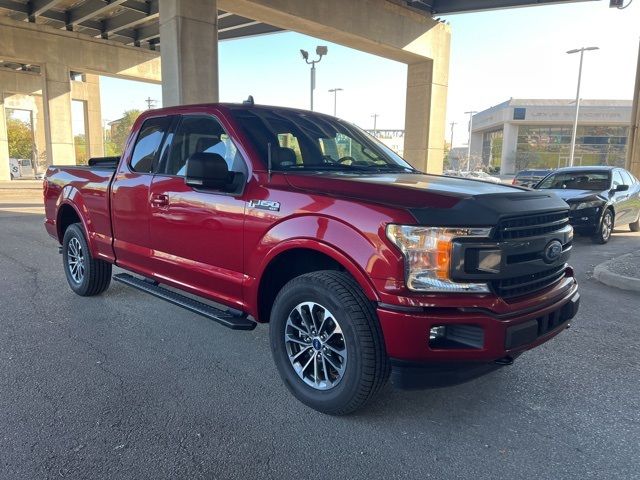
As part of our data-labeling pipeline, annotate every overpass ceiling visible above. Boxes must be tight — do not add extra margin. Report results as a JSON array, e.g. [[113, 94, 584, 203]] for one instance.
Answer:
[[0, 0, 597, 51], [0, 0, 283, 49]]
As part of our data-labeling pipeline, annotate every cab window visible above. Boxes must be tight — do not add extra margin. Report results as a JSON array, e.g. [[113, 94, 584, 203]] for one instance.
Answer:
[[129, 117, 172, 173], [162, 115, 247, 177]]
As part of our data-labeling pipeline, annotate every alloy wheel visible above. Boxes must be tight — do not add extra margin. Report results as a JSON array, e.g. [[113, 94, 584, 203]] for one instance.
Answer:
[[67, 237, 85, 283], [284, 302, 347, 390]]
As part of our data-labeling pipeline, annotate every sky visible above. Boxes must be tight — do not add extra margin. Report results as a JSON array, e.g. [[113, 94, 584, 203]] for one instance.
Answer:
[[96, 0, 640, 147]]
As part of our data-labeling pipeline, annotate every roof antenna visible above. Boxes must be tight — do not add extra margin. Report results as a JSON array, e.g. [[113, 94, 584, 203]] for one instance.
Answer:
[[243, 95, 254, 105], [267, 142, 273, 183]]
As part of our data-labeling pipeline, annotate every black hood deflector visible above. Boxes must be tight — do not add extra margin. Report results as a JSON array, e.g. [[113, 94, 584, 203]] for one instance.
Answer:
[[409, 191, 569, 227]]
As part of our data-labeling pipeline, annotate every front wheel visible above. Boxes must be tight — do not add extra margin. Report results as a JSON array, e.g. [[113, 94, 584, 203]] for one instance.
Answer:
[[592, 209, 613, 244], [62, 223, 112, 296], [269, 271, 389, 415]]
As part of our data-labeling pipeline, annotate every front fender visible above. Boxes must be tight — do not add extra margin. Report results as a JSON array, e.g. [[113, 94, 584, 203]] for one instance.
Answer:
[[247, 215, 401, 305]]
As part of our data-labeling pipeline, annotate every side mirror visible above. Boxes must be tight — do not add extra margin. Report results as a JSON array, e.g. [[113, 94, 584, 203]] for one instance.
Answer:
[[613, 184, 629, 192], [185, 152, 237, 191]]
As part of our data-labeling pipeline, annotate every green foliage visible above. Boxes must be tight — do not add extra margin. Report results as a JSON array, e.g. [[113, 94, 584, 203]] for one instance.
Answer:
[[105, 109, 142, 155], [74, 134, 88, 165], [7, 117, 33, 159]]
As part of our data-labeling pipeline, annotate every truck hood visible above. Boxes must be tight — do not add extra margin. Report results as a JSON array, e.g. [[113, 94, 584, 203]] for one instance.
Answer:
[[284, 172, 569, 226]]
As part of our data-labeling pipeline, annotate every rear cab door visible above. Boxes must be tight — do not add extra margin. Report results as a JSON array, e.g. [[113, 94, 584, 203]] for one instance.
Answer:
[[147, 111, 250, 310], [110, 114, 176, 276]]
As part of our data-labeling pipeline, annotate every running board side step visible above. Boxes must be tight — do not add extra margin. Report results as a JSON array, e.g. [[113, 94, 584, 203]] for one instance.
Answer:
[[113, 273, 256, 331]]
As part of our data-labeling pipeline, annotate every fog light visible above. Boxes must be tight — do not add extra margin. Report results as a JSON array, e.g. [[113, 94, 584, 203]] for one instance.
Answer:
[[429, 326, 446, 341]]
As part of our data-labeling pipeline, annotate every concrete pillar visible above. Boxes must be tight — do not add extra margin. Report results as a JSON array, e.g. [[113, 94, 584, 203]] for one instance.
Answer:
[[159, 0, 218, 106], [470, 132, 484, 168], [44, 63, 75, 165], [0, 98, 9, 181], [84, 74, 104, 158], [500, 123, 518, 175], [404, 61, 448, 174]]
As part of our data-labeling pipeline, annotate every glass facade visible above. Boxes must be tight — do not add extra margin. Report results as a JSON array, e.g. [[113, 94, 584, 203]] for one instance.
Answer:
[[514, 124, 629, 170]]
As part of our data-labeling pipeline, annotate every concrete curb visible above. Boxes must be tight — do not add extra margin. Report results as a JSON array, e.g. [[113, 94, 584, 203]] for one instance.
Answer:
[[593, 253, 640, 293]]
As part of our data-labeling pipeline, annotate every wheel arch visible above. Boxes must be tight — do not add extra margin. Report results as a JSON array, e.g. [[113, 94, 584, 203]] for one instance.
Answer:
[[254, 241, 380, 324]]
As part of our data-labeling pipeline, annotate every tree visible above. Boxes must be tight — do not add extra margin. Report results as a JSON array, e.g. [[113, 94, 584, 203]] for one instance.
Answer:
[[74, 134, 88, 165], [105, 109, 142, 155], [7, 117, 34, 160]]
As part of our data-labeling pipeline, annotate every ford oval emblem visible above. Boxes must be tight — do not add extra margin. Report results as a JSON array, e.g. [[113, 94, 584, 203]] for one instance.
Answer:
[[542, 240, 563, 264]]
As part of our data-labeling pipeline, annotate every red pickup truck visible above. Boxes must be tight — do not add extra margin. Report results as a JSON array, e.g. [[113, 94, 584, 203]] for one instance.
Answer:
[[44, 103, 579, 415]]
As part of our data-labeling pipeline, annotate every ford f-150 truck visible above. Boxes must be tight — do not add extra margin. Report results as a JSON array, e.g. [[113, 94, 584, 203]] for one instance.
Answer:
[[44, 103, 579, 415]]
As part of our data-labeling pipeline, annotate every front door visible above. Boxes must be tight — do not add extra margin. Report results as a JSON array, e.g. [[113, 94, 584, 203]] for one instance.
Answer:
[[148, 114, 248, 309], [611, 169, 631, 225]]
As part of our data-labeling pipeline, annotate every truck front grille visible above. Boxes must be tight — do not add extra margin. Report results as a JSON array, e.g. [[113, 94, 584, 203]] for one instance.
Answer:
[[491, 264, 566, 300], [496, 211, 569, 240]]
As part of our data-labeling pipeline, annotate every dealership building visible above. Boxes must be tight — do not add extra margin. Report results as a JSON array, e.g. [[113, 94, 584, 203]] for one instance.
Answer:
[[469, 99, 632, 175]]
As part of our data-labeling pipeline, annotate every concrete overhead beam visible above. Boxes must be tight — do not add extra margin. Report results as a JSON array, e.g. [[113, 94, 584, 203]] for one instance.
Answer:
[[217, 0, 444, 65], [0, 17, 161, 84]]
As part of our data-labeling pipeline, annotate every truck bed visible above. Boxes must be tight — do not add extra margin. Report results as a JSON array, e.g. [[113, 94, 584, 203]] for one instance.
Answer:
[[43, 164, 116, 261]]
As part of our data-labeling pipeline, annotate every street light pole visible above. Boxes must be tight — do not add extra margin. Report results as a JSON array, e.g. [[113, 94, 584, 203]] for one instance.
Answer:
[[567, 46, 599, 167], [371, 113, 379, 134], [328, 88, 343, 116], [464, 111, 477, 171], [449, 121, 456, 169], [300, 46, 328, 111]]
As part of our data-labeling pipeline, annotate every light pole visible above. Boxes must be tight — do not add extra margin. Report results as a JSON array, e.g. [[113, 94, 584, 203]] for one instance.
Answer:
[[300, 46, 328, 111], [567, 46, 599, 167], [328, 88, 343, 116], [371, 114, 379, 135], [449, 121, 456, 169], [464, 111, 477, 171]]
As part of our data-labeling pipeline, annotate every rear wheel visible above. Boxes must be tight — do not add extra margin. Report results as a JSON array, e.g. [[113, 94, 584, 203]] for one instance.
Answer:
[[592, 209, 613, 244], [269, 271, 389, 415], [62, 223, 112, 296]]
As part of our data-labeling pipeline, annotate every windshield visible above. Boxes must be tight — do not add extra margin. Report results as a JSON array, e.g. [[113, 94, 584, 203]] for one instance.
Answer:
[[229, 107, 417, 173], [537, 171, 611, 190]]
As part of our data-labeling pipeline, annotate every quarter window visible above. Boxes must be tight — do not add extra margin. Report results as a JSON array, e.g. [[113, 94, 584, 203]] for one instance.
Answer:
[[129, 117, 171, 173]]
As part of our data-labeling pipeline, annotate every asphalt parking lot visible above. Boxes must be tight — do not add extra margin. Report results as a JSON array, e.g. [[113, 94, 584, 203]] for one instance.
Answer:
[[1, 189, 639, 480]]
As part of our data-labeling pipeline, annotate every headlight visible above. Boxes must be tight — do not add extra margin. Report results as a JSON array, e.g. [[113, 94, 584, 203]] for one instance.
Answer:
[[386, 225, 491, 293], [570, 200, 603, 210]]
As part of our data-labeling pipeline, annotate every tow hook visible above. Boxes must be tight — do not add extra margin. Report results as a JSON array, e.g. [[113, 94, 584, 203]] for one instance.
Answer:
[[494, 356, 514, 366]]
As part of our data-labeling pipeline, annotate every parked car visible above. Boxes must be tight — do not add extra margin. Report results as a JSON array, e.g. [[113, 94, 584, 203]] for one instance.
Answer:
[[513, 169, 552, 188], [534, 166, 640, 243], [467, 170, 502, 184], [44, 103, 579, 415]]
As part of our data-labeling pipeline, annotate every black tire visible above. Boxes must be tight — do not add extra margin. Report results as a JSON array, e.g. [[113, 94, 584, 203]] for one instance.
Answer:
[[269, 271, 389, 415], [62, 223, 112, 296], [592, 209, 614, 244], [629, 215, 640, 232]]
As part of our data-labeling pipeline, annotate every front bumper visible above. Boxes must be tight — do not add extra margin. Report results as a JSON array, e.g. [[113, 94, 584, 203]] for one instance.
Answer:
[[377, 283, 579, 389], [569, 207, 601, 232]]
